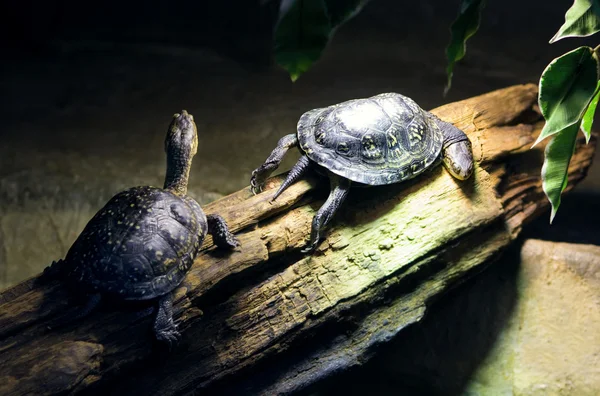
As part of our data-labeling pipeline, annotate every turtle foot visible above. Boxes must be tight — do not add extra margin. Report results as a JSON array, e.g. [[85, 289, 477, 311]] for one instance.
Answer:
[[207, 214, 240, 249], [250, 133, 299, 195], [250, 169, 266, 195], [222, 232, 241, 249], [155, 325, 181, 349], [301, 238, 320, 254], [154, 294, 180, 349], [300, 246, 316, 254]]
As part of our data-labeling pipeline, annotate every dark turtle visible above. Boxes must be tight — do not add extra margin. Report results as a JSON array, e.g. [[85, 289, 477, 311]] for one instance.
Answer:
[[250, 93, 474, 253], [44, 110, 239, 346]]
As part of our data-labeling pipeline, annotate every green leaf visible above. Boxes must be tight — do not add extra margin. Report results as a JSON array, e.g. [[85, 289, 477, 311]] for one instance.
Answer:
[[581, 81, 600, 141], [274, 0, 368, 82], [274, 0, 331, 82], [541, 123, 580, 223], [550, 0, 600, 43], [444, 0, 486, 96], [533, 46, 599, 146]]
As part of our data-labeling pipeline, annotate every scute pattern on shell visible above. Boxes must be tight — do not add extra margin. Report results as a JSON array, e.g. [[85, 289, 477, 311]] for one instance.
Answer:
[[65, 186, 207, 300], [297, 93, 444, 185]]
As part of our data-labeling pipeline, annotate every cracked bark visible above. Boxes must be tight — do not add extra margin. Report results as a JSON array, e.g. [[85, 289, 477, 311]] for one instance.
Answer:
[[0, 84, 596, 395]]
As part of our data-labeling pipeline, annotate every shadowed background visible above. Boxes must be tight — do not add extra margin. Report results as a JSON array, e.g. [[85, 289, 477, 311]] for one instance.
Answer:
[[1, 0, 600, 394]]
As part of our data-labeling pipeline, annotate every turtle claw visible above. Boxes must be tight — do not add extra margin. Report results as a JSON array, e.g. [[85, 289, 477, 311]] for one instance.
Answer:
[[156, 320, 181, 349], [226, 234, 241, 248], [301, 238, 320, 254], [219, 231, 240, 249], [156, 328, 181, 350], [301, 244, 318, 254], [250, 170, 265, 195]]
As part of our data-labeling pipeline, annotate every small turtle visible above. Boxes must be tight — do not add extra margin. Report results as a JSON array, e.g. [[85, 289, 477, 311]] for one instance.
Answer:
[[44, 110, 239, 346], [250, 93, 474, 253]]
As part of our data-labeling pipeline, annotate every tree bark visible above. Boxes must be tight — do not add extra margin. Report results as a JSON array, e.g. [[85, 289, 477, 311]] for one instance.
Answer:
[[0, 84, 595, 396]]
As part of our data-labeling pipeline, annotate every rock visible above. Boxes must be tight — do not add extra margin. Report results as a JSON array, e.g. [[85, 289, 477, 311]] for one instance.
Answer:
[[467, 239, 600, 395]]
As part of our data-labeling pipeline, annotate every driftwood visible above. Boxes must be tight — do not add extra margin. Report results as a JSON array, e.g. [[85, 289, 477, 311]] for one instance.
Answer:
[[0, 84, 595, 395]]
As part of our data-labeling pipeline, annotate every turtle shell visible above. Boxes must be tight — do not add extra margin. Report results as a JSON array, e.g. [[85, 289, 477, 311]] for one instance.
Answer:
[[297, 93, 444, 185], [65, 186, 207, 300]]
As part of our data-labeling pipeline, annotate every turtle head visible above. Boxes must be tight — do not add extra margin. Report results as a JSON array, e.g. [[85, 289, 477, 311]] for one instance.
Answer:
[[442, 140, 474, 180], [163, 110, 198, 195], [165, 110, 198, 158], [431, 113, 474, 181]]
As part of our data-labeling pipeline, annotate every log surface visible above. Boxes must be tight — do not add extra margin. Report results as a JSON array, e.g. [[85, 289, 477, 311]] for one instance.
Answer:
[[0, 84, 595, 395]]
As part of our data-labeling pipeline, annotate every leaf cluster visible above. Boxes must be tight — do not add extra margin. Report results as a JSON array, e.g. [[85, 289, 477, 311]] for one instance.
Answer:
[[444, 0, 600, 222]]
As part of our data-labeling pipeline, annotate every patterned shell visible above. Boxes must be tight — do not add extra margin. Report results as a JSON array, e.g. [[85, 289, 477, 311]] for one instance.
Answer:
[[65, 186, 207, 300], [297, 93, 444, 185]]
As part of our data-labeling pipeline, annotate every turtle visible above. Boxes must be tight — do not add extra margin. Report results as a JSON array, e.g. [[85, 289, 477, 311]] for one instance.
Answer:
[[250, 92, 474, 253], [44, 110, 239, 346]]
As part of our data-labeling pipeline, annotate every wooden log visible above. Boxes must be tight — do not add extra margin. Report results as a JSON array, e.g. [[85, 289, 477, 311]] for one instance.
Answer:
[[0, 84, 595, 395]]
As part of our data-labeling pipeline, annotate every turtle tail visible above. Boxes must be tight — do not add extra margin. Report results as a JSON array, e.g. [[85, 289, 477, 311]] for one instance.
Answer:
[[271, 155, 312, 202]]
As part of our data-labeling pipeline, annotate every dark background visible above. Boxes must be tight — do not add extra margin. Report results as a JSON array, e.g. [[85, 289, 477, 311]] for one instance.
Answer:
[[1, 0, 600, 394], [0, 1, 574, 58]]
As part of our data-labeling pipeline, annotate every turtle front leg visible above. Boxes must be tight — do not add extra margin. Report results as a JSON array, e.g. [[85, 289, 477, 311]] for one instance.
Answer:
[[302, 173, 351, 253], [207, 214, 240, 249], [271, 155, 312, 201], [250, 133, 298, 194], [154, 293, 180, 348], [430, 114, 474, 180]]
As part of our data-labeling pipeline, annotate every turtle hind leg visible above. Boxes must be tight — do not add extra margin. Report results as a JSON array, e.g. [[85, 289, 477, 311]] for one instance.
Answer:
[[250, 133, 298, 194], [302, 173, 351, 253], [207, 214, 240, 249], [271, 155, 312, 202], [47, 293, 102, 330], [430, 114, 474, 180], [153, 293, 180, 348]]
